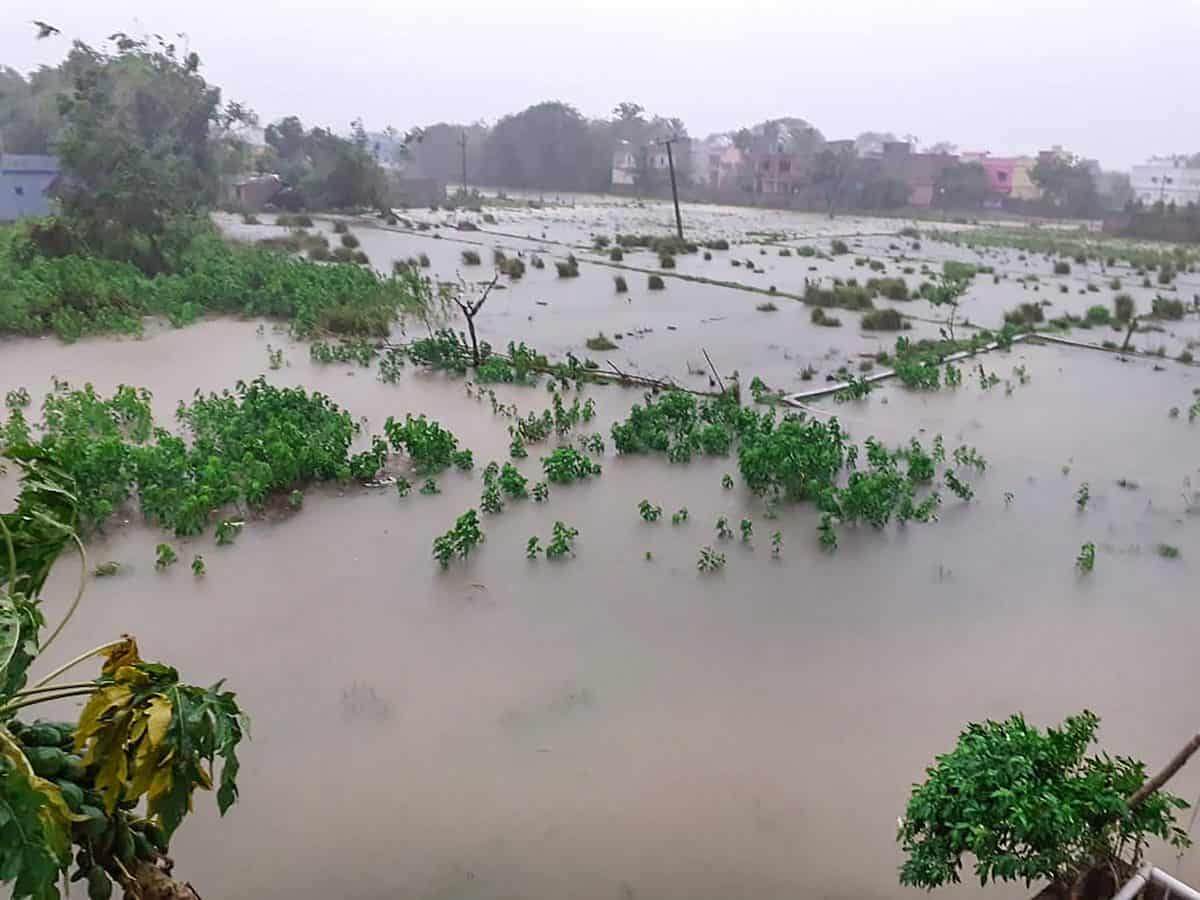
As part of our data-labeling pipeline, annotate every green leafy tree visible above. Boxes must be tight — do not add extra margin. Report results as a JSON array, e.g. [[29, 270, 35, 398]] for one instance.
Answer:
[[54, 34, 253, 271], [898, 711, 1189, 893], [1032, 154, 1100, 217], [935, 161, 991, 209]]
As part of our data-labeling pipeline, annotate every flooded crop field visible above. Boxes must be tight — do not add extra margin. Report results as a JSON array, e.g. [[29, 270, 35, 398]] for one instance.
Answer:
[[4, 196, 1199, 900]]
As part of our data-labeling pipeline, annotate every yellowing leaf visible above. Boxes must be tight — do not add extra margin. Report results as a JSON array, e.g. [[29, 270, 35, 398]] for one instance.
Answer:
[[74, 683, 133, 751], [100, 634, 140, 676], [145, 695, 172, 748]]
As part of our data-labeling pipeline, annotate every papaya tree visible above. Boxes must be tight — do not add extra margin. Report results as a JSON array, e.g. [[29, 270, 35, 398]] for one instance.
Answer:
[[0, 446, 245, 900]]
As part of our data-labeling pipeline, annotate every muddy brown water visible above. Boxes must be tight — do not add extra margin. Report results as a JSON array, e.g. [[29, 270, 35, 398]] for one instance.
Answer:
[[4, 206, 1200, 899]]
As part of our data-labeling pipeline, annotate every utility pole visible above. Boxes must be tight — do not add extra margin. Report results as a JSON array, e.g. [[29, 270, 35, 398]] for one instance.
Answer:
[[657, 136, 685, 240], [458, 131, 468, 194]]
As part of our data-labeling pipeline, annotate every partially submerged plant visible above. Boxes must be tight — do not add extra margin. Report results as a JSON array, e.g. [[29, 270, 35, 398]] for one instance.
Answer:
[[432, 509, 484, 568], [739, 519, 753, 542], [191, 553, 206, 576], [154, 543, 177, 570], [672, 507, 689, 525], [715, 516, 734, 540], [697, 546, 726, 572], [1076, 482, 1090, 511], [545, 521, 579, 559], [1076, 541, 1096, 572], [638, 500, 663, 522], [770, 530, 783, 558]]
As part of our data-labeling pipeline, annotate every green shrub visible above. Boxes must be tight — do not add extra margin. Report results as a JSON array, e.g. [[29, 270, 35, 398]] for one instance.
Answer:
[[811, 308, 841, 327], [1085, 304, 1111, 325], [861, 308, 903, 330], [1114, 293, 1135, 322], [866, 277, 909, 300], [1152, 296, 1185, 319], [1178, 350, 1194, 364], [609, 247, 624, 261], [418, 252, 431, 267], [942, 260, 978, 280], [614, 275, 628, 293], [585, 332, 618, 351], [555, 258, 580, 277], [898, 711, 1189, 892], [461, 250, 481, 265], [659, 254, 676, 269], [830, 239, 850, 255], [648, 274, 665, 290], [1054, 260, 1071, 275], [333, 221, 349, 234]]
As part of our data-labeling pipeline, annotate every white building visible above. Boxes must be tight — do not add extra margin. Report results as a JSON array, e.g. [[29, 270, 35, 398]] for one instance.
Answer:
[[611, 141, 637, 188], [1131, 157, 1200, 206]]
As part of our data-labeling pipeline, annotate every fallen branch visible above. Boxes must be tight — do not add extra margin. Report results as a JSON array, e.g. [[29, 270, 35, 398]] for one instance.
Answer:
[[1128, 733, 1200, 810]]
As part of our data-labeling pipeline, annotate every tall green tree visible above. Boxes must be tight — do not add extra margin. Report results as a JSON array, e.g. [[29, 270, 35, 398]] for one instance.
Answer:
[[53, 34, 251, 271], [1032, 154, 1099, 217]]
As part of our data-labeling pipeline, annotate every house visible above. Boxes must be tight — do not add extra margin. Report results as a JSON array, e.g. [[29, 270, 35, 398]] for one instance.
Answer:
[[611, 141, 637, 188], [753, 150, 812, 194], [231, 173, 285, 210], [691, 136, 744, 190], [875, 142, 957, 208], [0, 153, 60, 220], [960, 151, 1042, 204], [1131, 157, 1200, 206]]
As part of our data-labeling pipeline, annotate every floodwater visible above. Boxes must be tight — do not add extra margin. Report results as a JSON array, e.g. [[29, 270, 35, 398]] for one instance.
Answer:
[[4, 201, 1200, 900]]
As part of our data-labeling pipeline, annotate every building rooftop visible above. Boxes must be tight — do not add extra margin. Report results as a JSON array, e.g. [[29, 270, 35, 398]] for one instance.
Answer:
[[0, 154, 60, 174]]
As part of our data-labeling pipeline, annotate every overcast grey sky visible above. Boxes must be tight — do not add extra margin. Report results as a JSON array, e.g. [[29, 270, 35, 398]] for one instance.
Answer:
[[4, 0, 1198, 169]]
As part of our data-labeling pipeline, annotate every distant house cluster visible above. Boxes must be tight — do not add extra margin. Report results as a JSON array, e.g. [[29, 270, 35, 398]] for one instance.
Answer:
[[611, 135, 1110, 211], [0, 153, 60, 221], [1130, 157, 1200, 207]]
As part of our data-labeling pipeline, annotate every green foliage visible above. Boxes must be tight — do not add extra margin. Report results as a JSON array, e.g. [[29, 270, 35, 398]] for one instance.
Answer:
[[830, 239, 849, 255], [154, 543, 177, 570], [770, 530, 783, 558], [586, 333, 618, 351], [637, 500, 663, 522], [867, 277, 909, 300], [697, 546, 726, 572], [419, 478, 440, 495], [0, 228, 429, 341], [525, 536, 542, 559], [648, 274, 665, 290], [804, 282, 874, 310], [721, 473, 734, 489], [531, 481, 549, 502], [1004, 303, 1044, 325], [1076, 542, 1096, 572], [1075, 482, 1090, 511], [394, 476, 411, 497], [541, 447, 601, 483], [461, 250, 481, 266], [498, 463, 529, 499], [383, 414, 462, 474], [309, 338, 378, 367], [614, 275, 628, 293], [479, 480, 503, 515], [0, 458, 246, 899], [610, 391, 746, 464], [545, 521, 579, 559], [432, 509, 483, 568], [715, 516, 734, 540], [739, 519, 753, 542], [555, 258, 580, 278], [671, 507, 689, 525], [191, 554, 206, 576], [1053, 260, 1071, 275], [1157, 543, 1181, 559], [2, 376, 365, 537], [834, 376, 875, 402], [1113, 293, 1135, 322], [214, 519, 242, 545], [810, 308, 841, 327], [898, 711, 1187, 890], [1151, 296, 1185, 320]]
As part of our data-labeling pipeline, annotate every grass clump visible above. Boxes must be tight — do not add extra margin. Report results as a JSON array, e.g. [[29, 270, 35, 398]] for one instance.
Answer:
[[830, 239, 850, 255], [648, 274, 665, 290], [461, 249, 481, 265], [555, 257, 580, 278], [1157, 543, 1181, 559], [861, 308, 904, 331], [1085, 305, 1111, 325], [609, 247, 624, 261], [867, 277, 909, 300], [811, 308, 841, 327], [585, 332, 618, 351], [1004, 303, 1044, 326], [804, 282, 874, 310], [942, 260, 979, 280], [1151, 296, 1185, 320]]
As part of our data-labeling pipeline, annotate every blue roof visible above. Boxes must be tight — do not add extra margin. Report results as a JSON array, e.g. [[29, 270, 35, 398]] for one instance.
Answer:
[[0, 154, 60, 175]]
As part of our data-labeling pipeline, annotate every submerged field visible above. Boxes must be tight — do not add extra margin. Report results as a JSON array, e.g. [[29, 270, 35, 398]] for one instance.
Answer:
[[3, 196, 1199, 900]]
